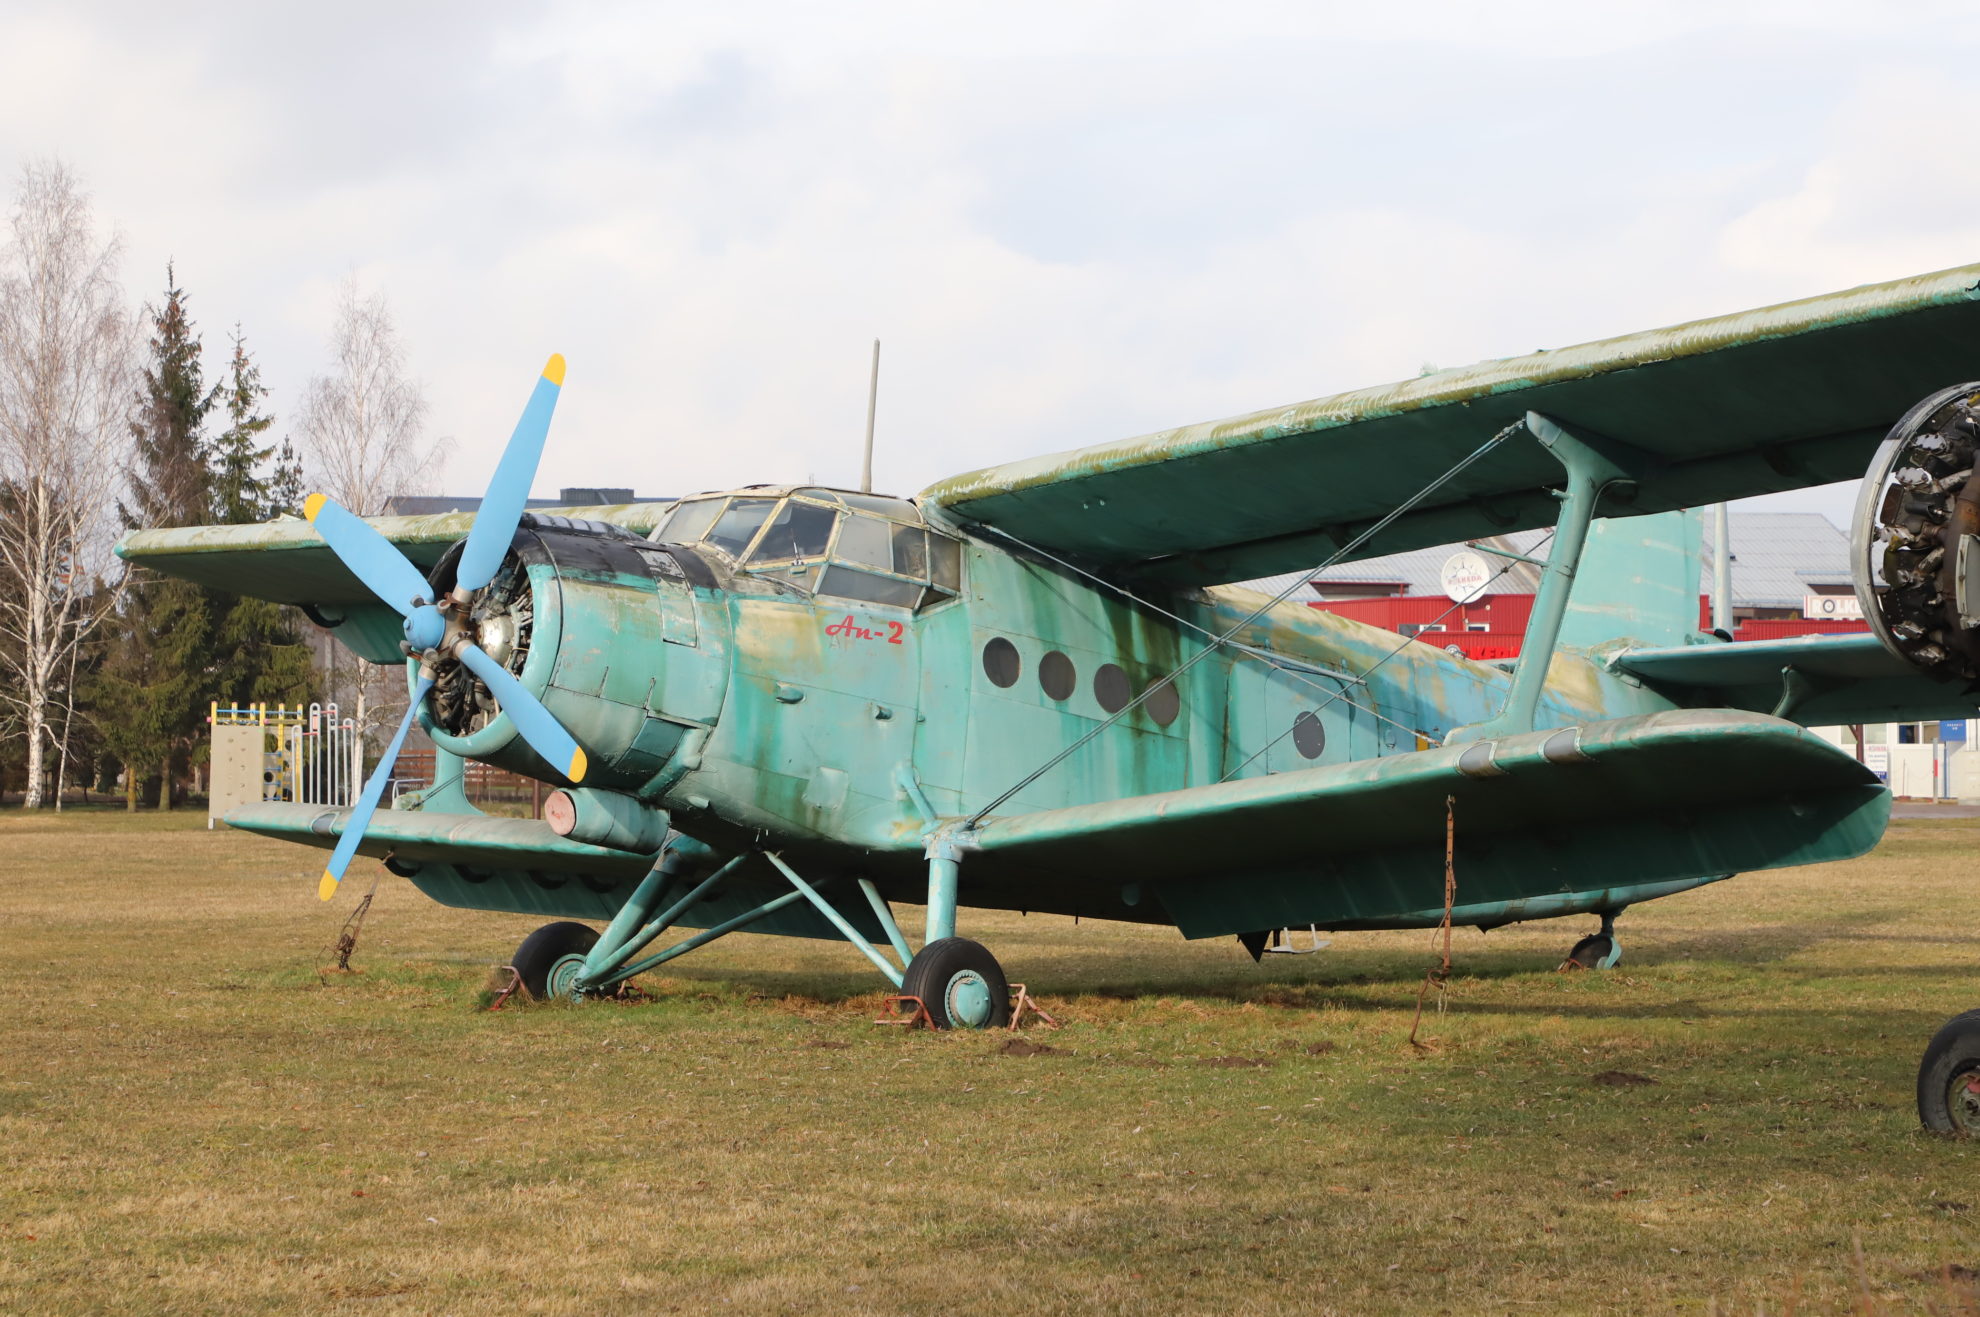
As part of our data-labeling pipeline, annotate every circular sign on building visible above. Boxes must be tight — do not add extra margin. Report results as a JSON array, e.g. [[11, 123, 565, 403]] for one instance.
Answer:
[[1439, 550, 1492, 603]]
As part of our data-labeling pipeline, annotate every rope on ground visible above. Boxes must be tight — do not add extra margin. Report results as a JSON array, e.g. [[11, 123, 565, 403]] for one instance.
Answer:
[[322, 869, 384, 977], [1408, 795, 1458, 1050]]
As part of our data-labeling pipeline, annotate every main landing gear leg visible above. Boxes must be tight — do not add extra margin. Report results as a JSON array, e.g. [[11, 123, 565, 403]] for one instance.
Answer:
[[1918, 1009, 1980, 1136], [897, 832, 1010, 1030], [1562, 910, 1623, 971]]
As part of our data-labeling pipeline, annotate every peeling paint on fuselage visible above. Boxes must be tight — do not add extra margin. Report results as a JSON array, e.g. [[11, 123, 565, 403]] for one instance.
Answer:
[[499, 528, 1680, 909]]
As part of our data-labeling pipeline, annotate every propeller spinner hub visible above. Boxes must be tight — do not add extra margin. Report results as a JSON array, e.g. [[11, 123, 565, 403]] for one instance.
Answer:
[[403, 602, 447, 653]]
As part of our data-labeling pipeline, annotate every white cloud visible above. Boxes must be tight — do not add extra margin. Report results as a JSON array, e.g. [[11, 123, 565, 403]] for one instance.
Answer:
[[1, 1, 1977, 517]]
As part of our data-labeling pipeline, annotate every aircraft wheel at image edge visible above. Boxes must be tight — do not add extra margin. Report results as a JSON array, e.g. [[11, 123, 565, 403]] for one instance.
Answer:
[[1917, 1009, 1980, 1137], [512, 921, 599, 1001], [901, 937, 1012, 1030]]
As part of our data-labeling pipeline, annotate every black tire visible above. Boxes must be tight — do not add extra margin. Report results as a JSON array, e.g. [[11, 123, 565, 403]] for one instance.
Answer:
[[1565, 934, 1619, 970], [511, 921, 598, 1001], [1916, 1009, 1980, 1136], [900, 937, 1010, 1030]]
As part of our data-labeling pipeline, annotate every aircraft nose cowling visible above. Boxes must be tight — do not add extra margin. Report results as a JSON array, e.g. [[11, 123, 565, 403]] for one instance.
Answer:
[[417, 525, 728, 794]]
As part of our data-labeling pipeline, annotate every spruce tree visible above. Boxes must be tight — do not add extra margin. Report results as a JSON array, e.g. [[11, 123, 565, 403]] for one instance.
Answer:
[[101, 266, 218, 809], [208, 328, 311, 707]]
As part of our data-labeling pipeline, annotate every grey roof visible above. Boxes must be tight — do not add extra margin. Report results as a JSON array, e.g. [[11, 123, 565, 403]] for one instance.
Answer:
[[1234, 512, 1849, 610], [384, 488, 662, 517]]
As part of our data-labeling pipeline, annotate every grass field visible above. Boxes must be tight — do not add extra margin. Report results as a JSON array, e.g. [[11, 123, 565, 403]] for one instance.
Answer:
[[1, 810, 1976, 1315]]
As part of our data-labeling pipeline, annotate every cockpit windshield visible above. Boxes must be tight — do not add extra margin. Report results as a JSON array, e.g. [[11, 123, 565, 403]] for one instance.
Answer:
[[703, 498, 778, 558], [651, 487, 962, 609]]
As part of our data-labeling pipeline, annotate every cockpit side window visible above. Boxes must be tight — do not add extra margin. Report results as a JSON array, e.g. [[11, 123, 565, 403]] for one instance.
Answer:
[[831, 513, 894, 570], [812, 510, 964, 610], [704, 498, 778, 558]]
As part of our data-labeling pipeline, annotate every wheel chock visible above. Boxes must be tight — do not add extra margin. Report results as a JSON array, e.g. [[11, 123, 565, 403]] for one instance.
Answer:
[[1007, 983, 1059, 1030], [876, 993, 935, 1028], [480, 965, 524, 1011]]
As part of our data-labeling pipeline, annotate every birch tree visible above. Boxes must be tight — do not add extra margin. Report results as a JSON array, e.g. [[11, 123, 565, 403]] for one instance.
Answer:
[[293, 279, 445, 742], [0, 163, 134, 808]]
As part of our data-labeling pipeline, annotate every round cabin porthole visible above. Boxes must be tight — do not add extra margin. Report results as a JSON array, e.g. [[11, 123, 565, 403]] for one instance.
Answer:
[[982, 636, 1021, 688], [1094, 663, 1131, 713], [1039, 650, 1076, 701], [1292, 710, 1326, 760], [1145, 677, 1180, 727]]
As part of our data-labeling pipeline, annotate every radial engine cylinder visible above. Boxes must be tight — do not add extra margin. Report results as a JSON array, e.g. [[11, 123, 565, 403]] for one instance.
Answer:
[[1854, 381, 1980, 685]]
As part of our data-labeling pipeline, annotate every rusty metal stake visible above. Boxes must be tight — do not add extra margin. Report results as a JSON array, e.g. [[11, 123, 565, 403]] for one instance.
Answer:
[[1006, 984, 1059, 1030], [481, 965, 524, 1011], [1408, 795, 1458, 1049]]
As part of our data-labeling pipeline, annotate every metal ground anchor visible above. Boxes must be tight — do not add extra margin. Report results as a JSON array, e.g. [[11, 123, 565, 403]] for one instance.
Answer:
[[1006, 984, 1059, 1030], [480, 964, 524, 1011], [876, 994, 935, 1028]]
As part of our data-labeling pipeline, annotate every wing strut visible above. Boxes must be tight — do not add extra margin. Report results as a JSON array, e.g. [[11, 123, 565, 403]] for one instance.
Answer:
[[1448, 412, 1654, 745]]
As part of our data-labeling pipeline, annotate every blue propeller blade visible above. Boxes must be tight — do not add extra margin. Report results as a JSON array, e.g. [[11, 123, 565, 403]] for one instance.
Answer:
[[318, 674, 436, 901], [455, 355, 565, 594], [304, 493, 433, 618], [456, 641, 588, 783]]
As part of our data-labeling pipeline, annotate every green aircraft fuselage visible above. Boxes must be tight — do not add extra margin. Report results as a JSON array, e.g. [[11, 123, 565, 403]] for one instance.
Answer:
[[316, 485, 1876, 943]]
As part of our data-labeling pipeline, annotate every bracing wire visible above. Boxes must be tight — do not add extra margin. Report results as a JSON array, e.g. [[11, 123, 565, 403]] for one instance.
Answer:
[[1214, 531, 1552, 781], [957, 419, 1529, 828]]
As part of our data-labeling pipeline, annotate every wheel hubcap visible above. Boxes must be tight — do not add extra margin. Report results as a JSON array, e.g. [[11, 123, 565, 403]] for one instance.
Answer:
[[545, 953, 590, 1001], [1951, 1069, 1980, 1136], [945, 970, 994, 1029]]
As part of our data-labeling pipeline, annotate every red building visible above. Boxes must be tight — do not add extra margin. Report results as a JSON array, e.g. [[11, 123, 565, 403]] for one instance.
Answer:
[[1306, 593, 1867, 661], [1290, 512, 1869, 661]]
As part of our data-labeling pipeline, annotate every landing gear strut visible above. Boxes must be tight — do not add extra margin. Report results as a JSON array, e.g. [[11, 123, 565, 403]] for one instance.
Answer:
[[1562, 911, 1623, 971], [1918, 1009, 1980, 1137]]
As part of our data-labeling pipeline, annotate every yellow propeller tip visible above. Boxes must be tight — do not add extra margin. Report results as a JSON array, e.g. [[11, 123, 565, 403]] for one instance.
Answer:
[[303, 492, 326, 522], [542, 354, 566, 387], [317, 871, 339, 901], [567, 747, 587, 783]]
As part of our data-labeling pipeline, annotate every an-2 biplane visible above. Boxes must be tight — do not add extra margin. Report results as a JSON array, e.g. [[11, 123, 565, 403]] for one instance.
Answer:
[[121, 266, 1980, 1135]]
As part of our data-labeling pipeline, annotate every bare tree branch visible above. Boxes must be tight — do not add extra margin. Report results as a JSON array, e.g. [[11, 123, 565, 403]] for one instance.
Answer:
[[0, 161, 135, 808]]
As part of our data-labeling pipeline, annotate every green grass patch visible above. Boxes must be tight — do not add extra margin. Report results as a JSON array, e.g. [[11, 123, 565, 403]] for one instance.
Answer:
[[0, 812, 1975, 1313]]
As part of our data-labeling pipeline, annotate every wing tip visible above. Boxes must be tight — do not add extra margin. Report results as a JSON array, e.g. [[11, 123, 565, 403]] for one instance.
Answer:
[[542, 354, 566, 387]]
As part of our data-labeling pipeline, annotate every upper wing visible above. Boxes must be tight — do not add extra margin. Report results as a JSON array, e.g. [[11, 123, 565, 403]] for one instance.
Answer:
[[957, 709, 1886, 938], [114, 501, 673, 605], [1610, 631, 1978, 727], [923, 264, 1980, 586]]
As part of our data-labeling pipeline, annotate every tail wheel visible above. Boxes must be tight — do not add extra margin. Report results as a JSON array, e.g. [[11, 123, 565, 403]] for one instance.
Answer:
[[1563, 933, 1621, 971], [1917, 1009, 1980, 1136], [511, 920, 598, 1001], [901, 937, 1010, 1030]]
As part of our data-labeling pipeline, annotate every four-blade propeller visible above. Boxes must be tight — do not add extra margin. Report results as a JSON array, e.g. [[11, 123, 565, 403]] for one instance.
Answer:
[[303, 355, 587, 901]]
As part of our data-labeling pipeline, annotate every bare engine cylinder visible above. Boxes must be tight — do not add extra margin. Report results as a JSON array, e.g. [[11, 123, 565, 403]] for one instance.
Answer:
[[1854, 381, 1980, 685]]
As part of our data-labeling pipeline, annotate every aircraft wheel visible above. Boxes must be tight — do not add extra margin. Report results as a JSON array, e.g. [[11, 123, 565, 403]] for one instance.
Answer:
[[1563, 933, 1622, 971], [901, 937, 1010, 1030], [512, 921, 598, 1001], [1916, 1009, 1980, 1137]]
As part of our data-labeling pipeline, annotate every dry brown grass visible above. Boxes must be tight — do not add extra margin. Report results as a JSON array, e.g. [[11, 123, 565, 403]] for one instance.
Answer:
[[1, 808, 1977, 1314]]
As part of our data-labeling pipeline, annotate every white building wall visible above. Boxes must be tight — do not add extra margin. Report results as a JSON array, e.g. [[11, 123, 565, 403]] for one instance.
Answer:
[[1811, 719, 1980, 801]]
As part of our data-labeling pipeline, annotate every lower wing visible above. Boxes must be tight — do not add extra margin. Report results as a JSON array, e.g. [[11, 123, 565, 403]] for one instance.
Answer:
[[1610, 632, 1976, 727], [956, 709, 1887, 938]]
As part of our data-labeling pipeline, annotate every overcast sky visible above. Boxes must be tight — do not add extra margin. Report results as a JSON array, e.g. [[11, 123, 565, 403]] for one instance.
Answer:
[[4, 1, 1978, 528]]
